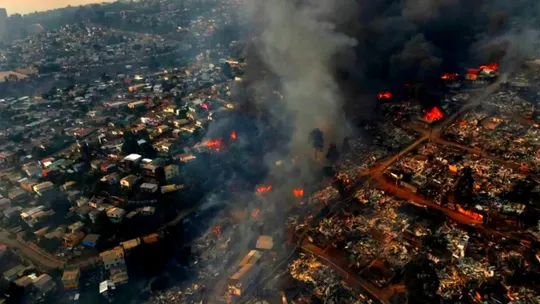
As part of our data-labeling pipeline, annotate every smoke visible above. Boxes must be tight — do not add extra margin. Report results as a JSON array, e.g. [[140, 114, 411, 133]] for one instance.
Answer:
[[246, 0, 357, 154]]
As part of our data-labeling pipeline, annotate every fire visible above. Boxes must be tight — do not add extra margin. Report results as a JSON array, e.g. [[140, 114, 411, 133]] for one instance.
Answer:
[[441, 73, 459, 80], [479, 63, 499, 71], [201, 103, 209, 109], [230, 130, 237, 140], [293, 188, 305, 197], [377, 92, 393, 100], [205, 138, 223, 152], [213, 226, 221, 235], [256, 185, 272, 194], [424, 107, 444, 121], [251, 208, 260, 218]]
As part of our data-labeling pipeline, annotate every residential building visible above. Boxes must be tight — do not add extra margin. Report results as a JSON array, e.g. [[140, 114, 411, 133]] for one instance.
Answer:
[[32, 181, 54, 196], [62, 268, 81, 289], [140, 183, 158, 193], [100, 246, 125, 270], [120, 175, 140, 189], [82, 234, 100, 248], [106, 207, 126, 223]]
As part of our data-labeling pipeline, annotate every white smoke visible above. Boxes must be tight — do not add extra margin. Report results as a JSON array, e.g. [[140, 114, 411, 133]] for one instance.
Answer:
[[247, 0, 357, 155]]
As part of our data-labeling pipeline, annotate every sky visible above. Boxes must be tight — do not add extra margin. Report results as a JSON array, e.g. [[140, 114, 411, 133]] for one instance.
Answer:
[[3, 0, 115, 15]]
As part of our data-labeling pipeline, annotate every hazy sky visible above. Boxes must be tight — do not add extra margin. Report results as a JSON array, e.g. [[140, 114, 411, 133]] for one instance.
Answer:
[[3, 0, 116, 15]]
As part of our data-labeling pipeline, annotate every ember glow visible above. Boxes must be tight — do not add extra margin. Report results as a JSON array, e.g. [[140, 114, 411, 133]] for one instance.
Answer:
[[377, 92, 393, 100], [256, 185, 272, 194], [479, 63, 499, 71], [200, 103, 209, 109], [205, 138, 223, 151], [251, 208, 260, 219], [293, 188, 305, 197], [230, 130, 237, 140], [424, 107, 444, 121], [213, 226, 221, 235], [441, 73, 459, 80]]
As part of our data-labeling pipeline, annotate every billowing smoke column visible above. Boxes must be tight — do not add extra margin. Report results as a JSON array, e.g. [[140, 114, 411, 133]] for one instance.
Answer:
[[246, 0, 357, 154]]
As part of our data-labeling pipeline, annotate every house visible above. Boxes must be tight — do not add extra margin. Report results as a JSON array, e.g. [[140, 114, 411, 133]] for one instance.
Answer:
[[3, 265, 28, 282], [120, 238, 141, 251], [120, 175, 140, 189], [127, 100, 147, 109], [122, 154, 142, 170], [142, 164, 164, 180], [8, 187, 29, 202], [106, 207, 126, 223], [62, 268, 81, 289], [68, 221, 85, 233], [177, 154, 196, 163], [228, 250, 263, 297], [32, 181, 54, 196], [14, 276, 33, 287], [100, 246, 125, 270], [164, 164, 179, 181], [157, 125, 170, 134], [61, 181, 76, 191], [82, 234, 100, 248], [33, 274, 56, 295], [110, 266, 129, 285], [101, 172, 120, 184], [140, 183, 158, 193], [256, 236, 274, 250], [173, 119, 190, 128], [143, 206, 156, 215], [142, 233, 159, 244], [63, 233, 82, 248]]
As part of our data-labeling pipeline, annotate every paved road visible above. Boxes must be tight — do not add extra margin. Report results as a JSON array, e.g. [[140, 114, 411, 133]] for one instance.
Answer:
[[0, 230, 64, 270]]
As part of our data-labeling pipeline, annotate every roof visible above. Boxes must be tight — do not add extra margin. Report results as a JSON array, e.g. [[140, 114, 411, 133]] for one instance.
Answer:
[[239, 250, 262, 266], [62, 268, 80, 282], [123, 154, 142, 162], [140, 183, 158, 190], [100, 247, 125, 264], [83, 234, 100, 243], [99, 280, 111, 293], [120, 175, 139, 183], [33, 274, 53, 289], [230, 263, 256, 281], [33, 181, 54, 191], [3, 265, 27, 279], [120, 238, 141, 250], [256, 236, 274, 250], [106, 207, 126, 217]]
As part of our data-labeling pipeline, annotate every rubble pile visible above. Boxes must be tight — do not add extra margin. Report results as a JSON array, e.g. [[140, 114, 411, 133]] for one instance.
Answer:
[[289, 254, 371, 304]]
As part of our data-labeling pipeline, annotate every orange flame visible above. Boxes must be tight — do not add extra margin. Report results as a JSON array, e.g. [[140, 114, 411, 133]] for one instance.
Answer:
[[441, 73, 459, 80], [251, 208, 260, 218], [230, 130, 237, 140], [205, 138, 223, 151], [213, 226, 221, 235], [293, 188, 304, 197], [377, 92, 393, 100], [256, 185, 272, 194], [424, 107, 444, 121], [479, 63, 499, 71]]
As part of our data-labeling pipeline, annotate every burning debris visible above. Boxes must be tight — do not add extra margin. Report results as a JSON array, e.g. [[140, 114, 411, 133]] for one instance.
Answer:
[[230, 130, 237, 140], [293, 188, 305, 197], [479, 63, 499, 71], [441, 73, 459, 80], [424, 107, 444, 122], [256, 185, 273, 195], [205, 138, 223, 151], [377, 92, 393, 100]]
